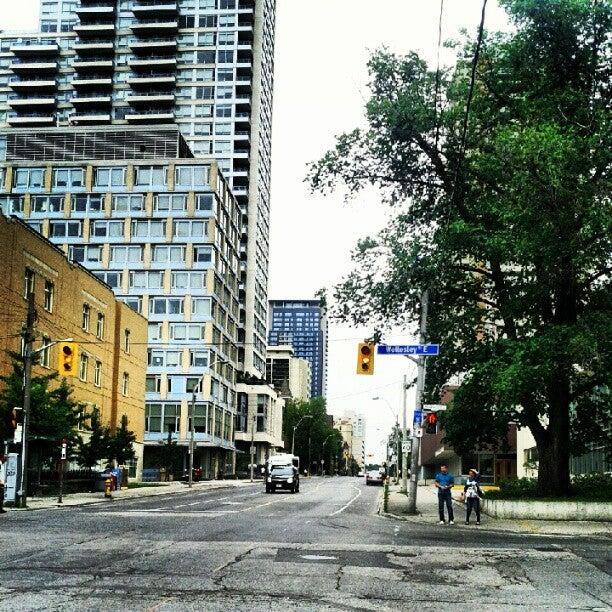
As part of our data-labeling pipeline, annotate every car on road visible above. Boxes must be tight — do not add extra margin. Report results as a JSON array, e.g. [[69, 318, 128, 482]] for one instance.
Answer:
[[357, 470, 365, 477], [365, 469, 384, 486], [266, 465, 299, 493]]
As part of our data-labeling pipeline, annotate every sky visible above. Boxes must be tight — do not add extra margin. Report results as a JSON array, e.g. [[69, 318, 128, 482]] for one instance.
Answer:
[[5, 0, 509, 461]]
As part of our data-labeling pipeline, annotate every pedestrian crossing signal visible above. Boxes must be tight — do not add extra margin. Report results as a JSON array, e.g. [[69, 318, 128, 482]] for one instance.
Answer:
[[356, 342, 375, 375], [425, 412, 438, 434], [58, 342, 78, 377]]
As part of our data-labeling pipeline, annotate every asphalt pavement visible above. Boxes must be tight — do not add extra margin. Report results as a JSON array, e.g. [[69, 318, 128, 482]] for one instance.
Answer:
[[0, 477, 609, 610]]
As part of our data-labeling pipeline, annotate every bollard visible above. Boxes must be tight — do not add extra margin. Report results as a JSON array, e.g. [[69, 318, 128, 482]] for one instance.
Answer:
[[104, 477, 112, 499]]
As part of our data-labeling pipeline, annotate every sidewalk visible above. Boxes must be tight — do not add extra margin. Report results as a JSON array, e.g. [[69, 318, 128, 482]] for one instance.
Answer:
[[380, 483, 612, 537], [5, 479, 258, 512]]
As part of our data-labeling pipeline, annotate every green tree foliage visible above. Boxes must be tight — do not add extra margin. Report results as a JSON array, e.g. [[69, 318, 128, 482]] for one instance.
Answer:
[[0, 356, 82, 465], [108, 414, 137, 465], [76, 407, 111, 469], [283, 397, 343, 474], [308, 0, 611, 496]]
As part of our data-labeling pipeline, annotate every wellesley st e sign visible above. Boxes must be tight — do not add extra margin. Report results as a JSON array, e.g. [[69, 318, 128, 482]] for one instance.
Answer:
[[376, 344, 440, 356]]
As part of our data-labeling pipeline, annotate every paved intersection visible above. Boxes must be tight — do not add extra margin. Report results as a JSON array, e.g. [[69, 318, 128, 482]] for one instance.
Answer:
[[0, 477, 609, 610]]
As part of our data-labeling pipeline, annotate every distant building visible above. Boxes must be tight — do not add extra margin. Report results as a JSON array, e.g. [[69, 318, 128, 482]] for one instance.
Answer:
[[266, 345, 311, 401], [343, 410, 366, 469], [268, 299, 328, 398], [0, 214, 147, 476]]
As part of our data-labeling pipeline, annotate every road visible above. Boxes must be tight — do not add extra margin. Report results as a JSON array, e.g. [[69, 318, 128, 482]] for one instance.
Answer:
[[0, 477, 609, 610]]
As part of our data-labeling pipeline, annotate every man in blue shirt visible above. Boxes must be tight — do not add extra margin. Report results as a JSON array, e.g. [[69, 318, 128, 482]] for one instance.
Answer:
[[434, 465, 455, 524]]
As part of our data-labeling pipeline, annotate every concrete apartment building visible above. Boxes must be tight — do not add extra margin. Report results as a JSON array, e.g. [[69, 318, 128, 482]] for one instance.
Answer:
[[0, 213, 147, 475], [0, 0, 276, 382], [266, 345, 311, 401], [0, 125, 244, 478], [268, 299, 328, 398]]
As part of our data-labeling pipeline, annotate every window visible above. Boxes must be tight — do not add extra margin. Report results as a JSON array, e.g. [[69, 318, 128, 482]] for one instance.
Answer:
[[111, 246, 142, 264], [135, 166, 165, 187], [129, 270, 163, 289], [31, 195, 64, 214], [72, 194, 103, 213], [218, 32, 235, 46], [132, 219, 165, 238], [145, 375, 161, 393], [82, 304, 90, 331], [189, 349, 209, 367], [154, 194, 186, 211], [69, 245, 101, 263], [171, 271, 205, 289], [216, 104, 232, 118], [14, 167, 44, 189], [173, 220, 206, 238], [24, 268, 35, 298], [112, 194, 144, 212], [148, 323, 162, 342], [217, 68, 233, 81], [44, 280, 54, 312], [96, 313, 105, 339], [191, 297, 212, 316], [148, 349, 182, 368], [169, 323, 204, 341], [175, 165, 209, 188], [152, 245, 185, 264], [79, 353, 88, 381], [219, 0, 236, 8], [217, 50, 234, 64], [95, 167, 125, 188], [120, 296, 142, 314], [94, 360, 102, 387], [145, 403, 180, 434], [149, 297, 184, 315], [94, 271, 122, 289], [124, 329, 130, 353], [40, 335, 51, 368], [122, 372, 129, 396], [49, 221, 81, 238], [215, 123, 231, 135], [193, 245, 213, 263], [196, 50, 215, 64], [0, 195, 24, 214], [145, 403, 162, 433], [54, 168, 84, 188], [91, 220, 124, 239], [195, 194, 213, 211], [189, 403, 208, 434]]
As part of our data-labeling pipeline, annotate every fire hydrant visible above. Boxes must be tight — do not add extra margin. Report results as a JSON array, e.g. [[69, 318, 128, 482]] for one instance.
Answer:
[[104, 476, 113, 499]]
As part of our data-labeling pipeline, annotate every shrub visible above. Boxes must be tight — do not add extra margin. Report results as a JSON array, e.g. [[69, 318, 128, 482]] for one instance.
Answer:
[[486, 477, 538, 500]]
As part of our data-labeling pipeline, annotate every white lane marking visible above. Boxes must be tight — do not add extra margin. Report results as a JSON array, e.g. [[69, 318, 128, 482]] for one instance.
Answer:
[[90, 510, 240, 517], [328, 483, 362, 517], [300, 554, 338, 561]]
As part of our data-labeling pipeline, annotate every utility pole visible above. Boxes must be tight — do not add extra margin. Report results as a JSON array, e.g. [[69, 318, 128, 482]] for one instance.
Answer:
[[407, 290, 429, 514], [18, 292, 36, 508], [400, 375, 409, 492], [250, 412, 256, 482]]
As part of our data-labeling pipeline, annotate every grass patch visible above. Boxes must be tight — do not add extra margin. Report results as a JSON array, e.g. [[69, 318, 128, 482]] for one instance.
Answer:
[[127, 482, 171, 489]]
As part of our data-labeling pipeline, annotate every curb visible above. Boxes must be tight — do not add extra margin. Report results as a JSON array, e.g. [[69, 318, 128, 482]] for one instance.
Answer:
[[6, 480, 258, 512]]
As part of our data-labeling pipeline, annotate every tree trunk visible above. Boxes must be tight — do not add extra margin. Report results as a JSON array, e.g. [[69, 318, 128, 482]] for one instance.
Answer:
[[535, 368, 572, 497]]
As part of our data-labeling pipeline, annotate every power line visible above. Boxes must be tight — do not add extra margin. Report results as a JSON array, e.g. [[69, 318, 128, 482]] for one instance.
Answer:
[[433, 0, 445, 150]]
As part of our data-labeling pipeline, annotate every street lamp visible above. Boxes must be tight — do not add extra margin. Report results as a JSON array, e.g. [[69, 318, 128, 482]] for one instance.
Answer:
[[291, 415, 312, 456], [372, 396, 401, 482], [189, 355, 228, 488], [321, 433, 332, 476]]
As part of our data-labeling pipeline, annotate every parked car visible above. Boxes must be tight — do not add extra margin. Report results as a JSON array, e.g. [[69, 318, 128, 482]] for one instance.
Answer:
[[357, 470, 365, 477], [365, 469, 384, 486]]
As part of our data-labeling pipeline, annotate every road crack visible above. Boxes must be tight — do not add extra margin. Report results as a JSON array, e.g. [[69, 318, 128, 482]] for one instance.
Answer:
[[212, 545, 257, 590]]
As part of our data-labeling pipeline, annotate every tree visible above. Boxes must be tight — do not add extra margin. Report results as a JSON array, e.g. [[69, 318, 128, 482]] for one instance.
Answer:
[[108, 414, 137, 466], [308, 0, 611, 496], [76, 407, 111, 470], [0, 356, 82, 466]]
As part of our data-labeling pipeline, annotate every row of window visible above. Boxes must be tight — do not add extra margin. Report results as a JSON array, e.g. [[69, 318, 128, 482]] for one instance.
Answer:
[[95, 270, 211, 291], [6, 165, 210, 190], [70, 244, 214, 265]]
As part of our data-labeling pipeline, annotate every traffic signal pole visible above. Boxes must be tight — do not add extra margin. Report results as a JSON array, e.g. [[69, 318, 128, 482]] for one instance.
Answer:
[[406, 290, 429, 514], [18, 293, 36, 508]]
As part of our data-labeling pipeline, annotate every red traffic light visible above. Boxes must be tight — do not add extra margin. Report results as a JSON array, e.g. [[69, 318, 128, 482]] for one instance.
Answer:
[[426, 412, 437, 425]]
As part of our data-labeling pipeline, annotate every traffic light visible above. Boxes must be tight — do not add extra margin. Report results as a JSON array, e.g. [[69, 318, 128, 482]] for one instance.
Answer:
[[5, 407, 18, 433], [356, 342, 375, 375], [58, 342, 78, 377], [425, 411, 438, 435]]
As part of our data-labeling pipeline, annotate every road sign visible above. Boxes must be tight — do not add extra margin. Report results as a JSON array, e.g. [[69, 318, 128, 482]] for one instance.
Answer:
[[377, 344, 439, 356], [413, 427, 423, 438], [402, 441, 412, 453], [424, 404, 447, 412], [61, 441, 67, 460], [413, 409, 423, 425]]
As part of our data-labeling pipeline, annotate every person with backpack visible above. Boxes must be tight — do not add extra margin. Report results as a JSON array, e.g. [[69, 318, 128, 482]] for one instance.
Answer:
[[463, 469, 484, 525]]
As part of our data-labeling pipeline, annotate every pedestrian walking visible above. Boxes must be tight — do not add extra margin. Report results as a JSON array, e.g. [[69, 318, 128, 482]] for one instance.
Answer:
[[0, 455, 6, 514], [463, 469, 484, 525], [434, 464, 455, 524]]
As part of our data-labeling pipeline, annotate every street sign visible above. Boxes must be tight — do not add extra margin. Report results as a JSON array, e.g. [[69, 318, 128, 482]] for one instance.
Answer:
[[402, 441, 412, 453], [413, 427, 423, 438], [413, 409, 423, 425], [424, 404, 447, 412], [13, 424, 22, 445], [61, 441, 67, 460], [4, 453, 19, 502], [377, 344, 439, 356]]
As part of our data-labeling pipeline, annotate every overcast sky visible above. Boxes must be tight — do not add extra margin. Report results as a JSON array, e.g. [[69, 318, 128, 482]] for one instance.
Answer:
[[6, 0, 509, 461]]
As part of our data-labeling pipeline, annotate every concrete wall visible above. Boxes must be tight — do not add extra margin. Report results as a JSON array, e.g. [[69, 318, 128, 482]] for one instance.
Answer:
[[482, 498, 612, 522]]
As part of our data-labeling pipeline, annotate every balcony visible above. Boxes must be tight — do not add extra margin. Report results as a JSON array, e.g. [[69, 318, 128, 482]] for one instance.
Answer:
[[126, 91, 174, 105], [72, 76, 113, 89], [126, 110, 174, 123], [128, 57, 177, 71], [129, 38, 177, 53], [130, 20, 178, 35], [73, 59, 114, 72], [131, 2, 178, 17], [8, 97, 56, 108], [7, 114, 55, 126], [75, 5, 115, 17], [128, 73, 176, 87], [71, 94, 112, 107], [69, 112, 112, 124], [9, 79, 56, 91], [74, 23, 115, 37], [9, 43, 59, 57], [8, 60, 57, 74], [73, 40, 115, 55]]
